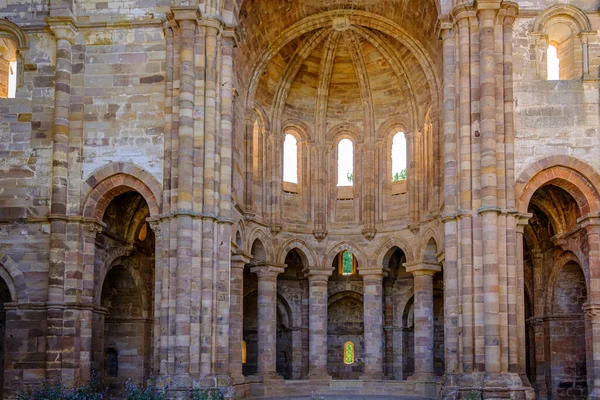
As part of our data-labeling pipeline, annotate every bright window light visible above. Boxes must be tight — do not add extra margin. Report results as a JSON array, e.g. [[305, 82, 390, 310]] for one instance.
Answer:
[[337, 138, 353, 186], [283, 133, 298, 183], [8, 61, 16, 98], [391, 132, 407, 181], [547, 45, 560, 80]]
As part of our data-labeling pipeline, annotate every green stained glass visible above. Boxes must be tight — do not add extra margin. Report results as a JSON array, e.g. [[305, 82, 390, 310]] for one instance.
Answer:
[[344, 342, 354, 364], [342, 251, 353, 275]]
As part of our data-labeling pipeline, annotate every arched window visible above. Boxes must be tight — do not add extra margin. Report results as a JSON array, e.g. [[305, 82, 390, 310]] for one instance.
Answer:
[[283, 134, 298, 183], [0, 22, 23, 99], [242, 340, 247, 364], [343, 341, 355, 365], [391, 132, 407, 182], [547, 44, 560, 80], [337, 138, 353, 186], [105, 348, 118, 377], [338, 251, 357, 276]]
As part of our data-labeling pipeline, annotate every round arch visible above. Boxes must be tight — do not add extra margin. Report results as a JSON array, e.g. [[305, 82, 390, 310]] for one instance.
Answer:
[[82, 163, 162, 220], [516, 157, 600, 216], [545, 251, 587, 315], [98, 259, 150, 318], [532, 4, 592, 33]]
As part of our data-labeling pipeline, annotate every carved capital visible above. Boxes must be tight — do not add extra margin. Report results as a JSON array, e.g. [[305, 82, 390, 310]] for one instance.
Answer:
[[47, 17, 77, 44]]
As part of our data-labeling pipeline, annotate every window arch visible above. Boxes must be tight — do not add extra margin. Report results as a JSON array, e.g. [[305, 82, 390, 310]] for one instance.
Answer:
[[532, 5, 592, 81], [338, 250, 357, 276], [343, 341, 355, 365], [337, 138, 354, 187], [391, 131, 407, 182], [0, 20, 27, 99], [283, 133, 298, 183]]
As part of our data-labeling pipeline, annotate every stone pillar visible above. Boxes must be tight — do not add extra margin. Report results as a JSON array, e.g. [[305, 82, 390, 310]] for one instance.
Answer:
[[405, 262, 441, 381], [516, 214, 531, 385], [581, 216, 600, 399], [250, 263, 285, 380], [229, 252, 251, 385], [307, 268, 331, 380], [361, 268, 385, 380]]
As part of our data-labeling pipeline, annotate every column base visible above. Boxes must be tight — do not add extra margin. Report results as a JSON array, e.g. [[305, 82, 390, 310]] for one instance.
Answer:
[[307, 371, 332, 382], [441, 372, 535, 400], [249, 371, 283, 383], [359, 373, 384, 381], [229, 372, 248, 386], [407, 372, 440, 382]]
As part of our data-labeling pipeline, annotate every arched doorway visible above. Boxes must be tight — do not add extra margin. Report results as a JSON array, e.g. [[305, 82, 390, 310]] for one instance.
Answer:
[[93, 191, 155, 392], [522, 184, 588, 399]]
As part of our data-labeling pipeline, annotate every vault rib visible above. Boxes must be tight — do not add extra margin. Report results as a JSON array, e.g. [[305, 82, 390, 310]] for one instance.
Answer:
[[271, 28, 332, 135]]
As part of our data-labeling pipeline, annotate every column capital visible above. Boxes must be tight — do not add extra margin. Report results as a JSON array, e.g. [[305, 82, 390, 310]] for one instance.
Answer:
[[231, 251, 252, 267], [584, 302, 600, 324], [306, 267, 332, 281], [46, 17, 77, 44], [250, 262, 286, 279], [403, 261, 441, 276], [516, 212, 533, 233], [359, 267, 386, 280], [578, 214, 600, 230], [168, 6, 201, 24]]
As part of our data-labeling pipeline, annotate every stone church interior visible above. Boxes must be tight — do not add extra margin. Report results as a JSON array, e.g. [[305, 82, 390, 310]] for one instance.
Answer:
[[0, 0, 599, 399]]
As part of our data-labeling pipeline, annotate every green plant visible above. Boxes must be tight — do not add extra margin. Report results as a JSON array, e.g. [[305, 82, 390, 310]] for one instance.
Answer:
[[17, 377, 106, 400], [392, 169, 407, 182], [123, 378, 166, 400], [346, 172, 353, 183], [464, 390, 481, 400], [191, 387, 225, 400]]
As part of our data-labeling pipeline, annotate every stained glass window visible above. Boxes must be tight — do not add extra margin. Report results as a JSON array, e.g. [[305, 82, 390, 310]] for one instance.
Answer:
[[344, 341, 354, 365], [342, 251, 353, 275]]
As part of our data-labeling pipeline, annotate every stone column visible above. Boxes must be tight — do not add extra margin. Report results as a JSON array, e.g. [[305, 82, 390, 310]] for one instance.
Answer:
[[516, 214, 531, 385], [307, 268, 331, 380], [229, 252, 251, 385], [405, 262, 441, 381], [581, 216, 600, 399], [250, 263, 286, 380], [361, 268, 385, 380]]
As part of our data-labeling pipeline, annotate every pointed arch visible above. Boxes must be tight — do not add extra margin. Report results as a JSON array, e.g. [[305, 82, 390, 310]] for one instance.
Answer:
[[276, 238, 318, 267], [375, 237, 415, 268], [323, 242, 368, 271], [247, 228, 275, 262]]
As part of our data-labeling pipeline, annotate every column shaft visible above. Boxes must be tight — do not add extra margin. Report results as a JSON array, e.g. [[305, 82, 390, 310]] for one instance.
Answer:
[[251, 265, 285, 379], [308, 271, 331, 379], [229, 254, 250, 384], [413, 273, 435, 376], [362, 271, 384, 379]]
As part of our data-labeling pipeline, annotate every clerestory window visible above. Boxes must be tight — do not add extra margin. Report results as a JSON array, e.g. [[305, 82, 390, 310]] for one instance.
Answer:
[[337, 138, 353, 186], [283, 133, 298, 184], [391, 131, 407, 182]]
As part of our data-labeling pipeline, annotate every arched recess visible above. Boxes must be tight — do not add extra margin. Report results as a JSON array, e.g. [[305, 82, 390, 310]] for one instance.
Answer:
[[90, 190, 156, 392], [375, 237, 415, 267], [401, 296, 415, 380], [419, 230, 442, 262], [520, 164, 592, 398], [327, 291, 364, 379], [0, 19, 28, 95]]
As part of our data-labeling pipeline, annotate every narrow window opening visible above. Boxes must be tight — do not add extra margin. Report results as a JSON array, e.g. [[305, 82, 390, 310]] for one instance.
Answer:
[[105, 348, 118, 377], [338, 251, 357, 276], [344, 341, 355, 365], [391, 131, 407, 182], [547, 44, 560, 80], [283, 134, 298, 183], [337, 138, 353, 186], [242, 340, 247, 364]]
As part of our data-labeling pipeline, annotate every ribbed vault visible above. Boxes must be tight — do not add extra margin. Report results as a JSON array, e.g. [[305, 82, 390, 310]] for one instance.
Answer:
[[239, 8, 440, 144]]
